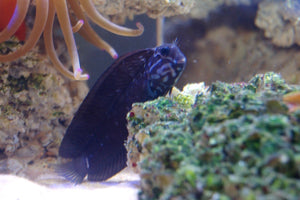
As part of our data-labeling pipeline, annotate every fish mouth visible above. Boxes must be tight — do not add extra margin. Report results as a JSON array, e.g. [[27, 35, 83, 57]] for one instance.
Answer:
[[176, 57, 186, 65]]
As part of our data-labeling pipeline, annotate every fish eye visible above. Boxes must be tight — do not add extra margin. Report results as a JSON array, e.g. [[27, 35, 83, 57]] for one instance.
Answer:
[[160, 46, 170, 57]]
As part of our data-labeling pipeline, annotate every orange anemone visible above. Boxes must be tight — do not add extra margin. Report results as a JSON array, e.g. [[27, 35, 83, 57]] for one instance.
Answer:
[[0, 0, 26, 41], [0, 0, 144, 80]]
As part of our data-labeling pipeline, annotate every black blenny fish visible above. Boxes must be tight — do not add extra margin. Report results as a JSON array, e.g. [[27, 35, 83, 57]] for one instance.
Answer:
[[58, 43, 186, 183]]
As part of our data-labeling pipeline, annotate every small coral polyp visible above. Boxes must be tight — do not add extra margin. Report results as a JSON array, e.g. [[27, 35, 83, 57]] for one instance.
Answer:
[[0, 0, 144, 80]]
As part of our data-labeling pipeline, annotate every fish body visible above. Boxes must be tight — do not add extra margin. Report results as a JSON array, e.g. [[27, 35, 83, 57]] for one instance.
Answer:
[[0, 0, 26, 41], [58, 43, 186, 183]]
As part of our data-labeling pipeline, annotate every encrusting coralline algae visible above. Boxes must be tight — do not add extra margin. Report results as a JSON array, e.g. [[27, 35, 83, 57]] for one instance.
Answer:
[[126, 72, 300, 200]]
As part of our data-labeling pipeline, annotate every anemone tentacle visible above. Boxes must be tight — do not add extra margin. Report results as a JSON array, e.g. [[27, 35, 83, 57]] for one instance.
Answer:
[[0, 0, 30, 43], [53, 0, 87, 80], [72, 19, 84, 33], [44, 0, 88, 81], [79, 0, 144, 37], [0, 0, 48, 62], [68, 0, 118, 58], [0, 0, 144, 80]]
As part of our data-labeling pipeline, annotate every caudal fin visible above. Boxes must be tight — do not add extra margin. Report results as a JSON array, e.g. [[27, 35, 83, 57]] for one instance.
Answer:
[[56, 156, 88, 184]]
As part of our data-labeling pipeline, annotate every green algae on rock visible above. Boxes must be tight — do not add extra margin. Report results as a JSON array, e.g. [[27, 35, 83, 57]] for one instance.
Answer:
[[126, 72, 300, 200], [126, 83, 207, 173]]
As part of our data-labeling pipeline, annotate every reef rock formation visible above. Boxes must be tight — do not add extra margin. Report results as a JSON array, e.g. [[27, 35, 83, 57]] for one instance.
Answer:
[[126, 72, 300, 200], [255, 0, 300, 47], [164, 1, 300, 87], [186, 0, 300, 48], [0, 39, 88, 180], [92, 0, 195, 23]]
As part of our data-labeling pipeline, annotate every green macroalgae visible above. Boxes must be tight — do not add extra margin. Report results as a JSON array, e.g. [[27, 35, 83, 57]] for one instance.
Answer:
[[126, 72, 300, 200]]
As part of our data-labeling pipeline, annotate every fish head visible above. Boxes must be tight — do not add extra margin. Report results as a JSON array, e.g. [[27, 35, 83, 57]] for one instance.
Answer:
[[146, 43, 186, 96]]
